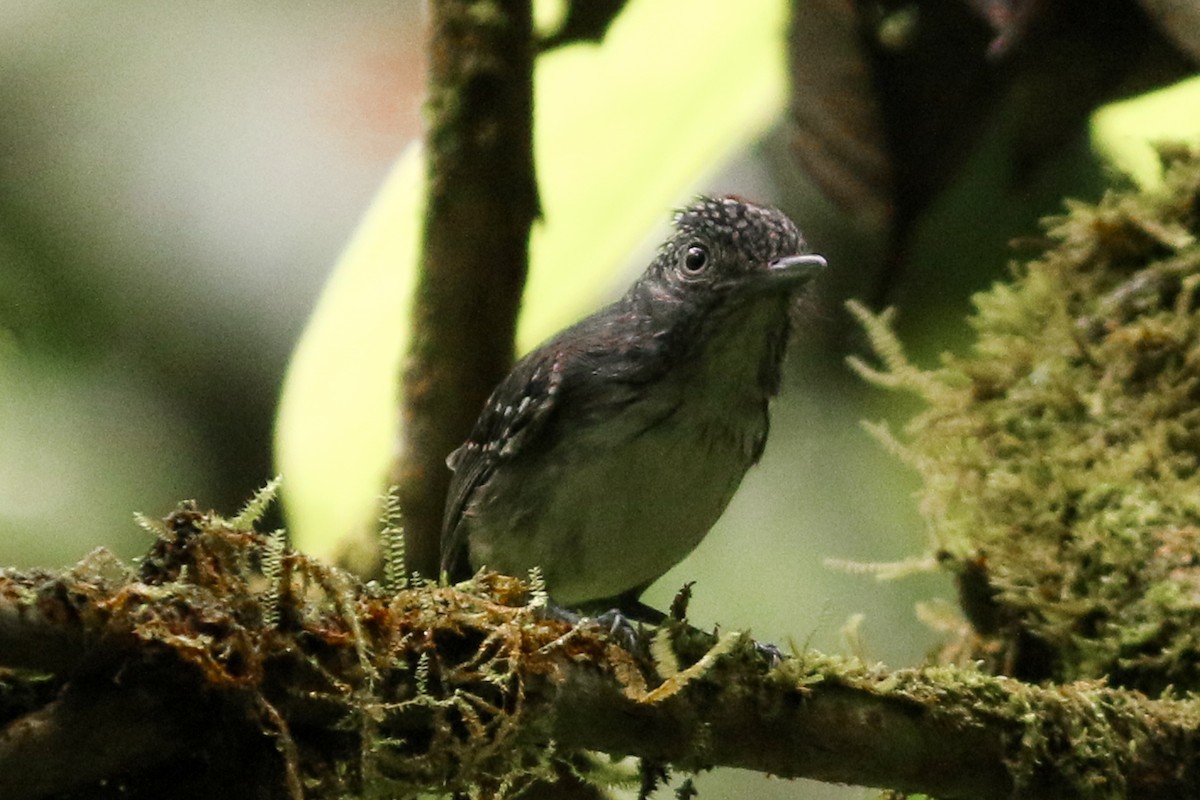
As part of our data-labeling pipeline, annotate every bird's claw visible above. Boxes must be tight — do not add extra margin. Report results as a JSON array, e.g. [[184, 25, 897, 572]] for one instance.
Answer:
[[532, 600, 644, 650], [754, 640, 785, 667], [591, 608, 643, 650]]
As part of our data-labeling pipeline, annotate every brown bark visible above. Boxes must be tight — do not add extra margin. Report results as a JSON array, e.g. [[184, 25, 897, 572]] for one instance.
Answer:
[[393, 0, 539, 577]]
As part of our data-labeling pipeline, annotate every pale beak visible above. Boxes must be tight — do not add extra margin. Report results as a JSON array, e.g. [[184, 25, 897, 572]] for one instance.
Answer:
[[757, 252, 827, 290]]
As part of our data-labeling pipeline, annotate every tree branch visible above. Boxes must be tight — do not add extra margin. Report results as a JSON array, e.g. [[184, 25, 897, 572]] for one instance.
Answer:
[[0, 568, 87, 674], [2, 507, 1199, 798], [394, 0, 539, 577], [0, 679, 197, 800], [548, 659, 1013, 799]]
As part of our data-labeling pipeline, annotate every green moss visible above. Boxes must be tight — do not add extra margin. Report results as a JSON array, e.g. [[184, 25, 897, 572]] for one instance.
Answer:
[[851, 146, 1200, 693], [773, 650, 1200, 797]]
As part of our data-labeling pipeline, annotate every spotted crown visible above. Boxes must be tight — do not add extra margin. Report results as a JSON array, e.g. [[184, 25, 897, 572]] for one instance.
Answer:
[[673, 196, 804, 265]]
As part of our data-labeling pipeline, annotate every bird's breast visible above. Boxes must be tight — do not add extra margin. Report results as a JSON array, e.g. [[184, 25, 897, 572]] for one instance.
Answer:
[[466, 358, 773, 606]]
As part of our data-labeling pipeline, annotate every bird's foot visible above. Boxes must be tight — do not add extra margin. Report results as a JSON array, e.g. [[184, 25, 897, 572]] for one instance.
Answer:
[[591, 607, 644, 651], [532, 600, 647, 650], [754, 640, 785, 667]]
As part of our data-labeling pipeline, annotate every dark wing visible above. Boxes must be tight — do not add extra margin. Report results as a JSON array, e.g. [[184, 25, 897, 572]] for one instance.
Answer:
[[440, 347, 566, 580]]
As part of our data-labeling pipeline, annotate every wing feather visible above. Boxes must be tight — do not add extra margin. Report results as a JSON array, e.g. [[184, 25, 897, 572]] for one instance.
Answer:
[[439, 350, 565, 579]]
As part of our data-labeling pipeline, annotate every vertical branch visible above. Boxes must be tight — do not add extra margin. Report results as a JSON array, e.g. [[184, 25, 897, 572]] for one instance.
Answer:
[[394, 0, 539, 577]]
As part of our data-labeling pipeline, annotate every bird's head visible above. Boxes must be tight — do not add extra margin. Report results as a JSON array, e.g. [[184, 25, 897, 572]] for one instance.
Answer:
[[633, 195, 826, 311]]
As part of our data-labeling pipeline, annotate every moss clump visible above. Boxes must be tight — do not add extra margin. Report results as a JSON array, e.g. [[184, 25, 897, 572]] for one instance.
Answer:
[[14, 488, 651, 799], [852, 146, 1200, 693]]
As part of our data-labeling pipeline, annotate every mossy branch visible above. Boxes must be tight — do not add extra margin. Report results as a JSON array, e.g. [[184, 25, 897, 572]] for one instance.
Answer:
[[3, 507, 1200, 799]]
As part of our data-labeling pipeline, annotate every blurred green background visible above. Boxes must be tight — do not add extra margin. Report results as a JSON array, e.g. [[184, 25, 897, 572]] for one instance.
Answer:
[[2, 2, 1197, 798]]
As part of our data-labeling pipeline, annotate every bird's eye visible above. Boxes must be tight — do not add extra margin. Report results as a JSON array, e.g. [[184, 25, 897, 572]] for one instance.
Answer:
[[682, 244, 709, 274]]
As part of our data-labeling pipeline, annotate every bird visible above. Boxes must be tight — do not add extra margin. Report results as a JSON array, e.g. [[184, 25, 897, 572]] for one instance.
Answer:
[[440, 195, 826, 614]]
